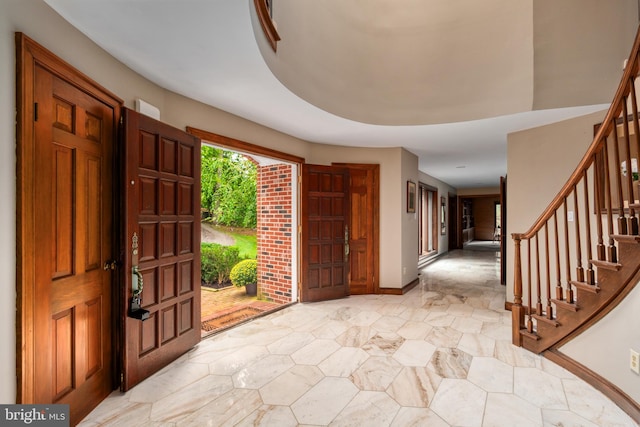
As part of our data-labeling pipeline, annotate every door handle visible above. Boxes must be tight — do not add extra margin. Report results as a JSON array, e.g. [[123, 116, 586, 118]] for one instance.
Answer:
[[129, 232, 149, 321]]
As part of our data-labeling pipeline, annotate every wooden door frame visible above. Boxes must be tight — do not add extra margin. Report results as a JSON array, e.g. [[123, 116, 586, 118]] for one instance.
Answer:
[[333, 163, 380, 294], [15, 33, 123, 403]]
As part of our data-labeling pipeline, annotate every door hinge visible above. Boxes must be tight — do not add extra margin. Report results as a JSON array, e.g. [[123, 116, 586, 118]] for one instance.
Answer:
[[120, 372, 124, 389], [120, 115, 124, 126], [34, 103, 38, 122]]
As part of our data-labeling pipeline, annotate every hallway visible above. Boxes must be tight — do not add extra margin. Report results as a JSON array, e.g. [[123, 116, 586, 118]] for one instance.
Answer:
[[79, 249, 637, 426]]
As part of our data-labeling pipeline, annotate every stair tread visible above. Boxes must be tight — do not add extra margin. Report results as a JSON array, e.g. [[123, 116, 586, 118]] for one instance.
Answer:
[[569, 280, 601, 293], [532, 314, 560, 327], [590, 259, 622, 271], [551, 298, 579, 312], [520, 329, 540, 341], [611, 234, 640, 244]]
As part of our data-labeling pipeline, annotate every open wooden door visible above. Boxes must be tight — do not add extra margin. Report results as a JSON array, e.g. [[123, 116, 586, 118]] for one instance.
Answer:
[[122, 109, 201, 390], [301, 165, 350, 302]]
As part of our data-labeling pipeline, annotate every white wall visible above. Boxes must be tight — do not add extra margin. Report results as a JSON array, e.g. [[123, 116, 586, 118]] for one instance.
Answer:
[[418, 171, 457, 255]]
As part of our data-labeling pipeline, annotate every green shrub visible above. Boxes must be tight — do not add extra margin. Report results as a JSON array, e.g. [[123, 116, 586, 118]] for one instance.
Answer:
[[201, 243, 241, 285], [230, 259, 257, 287]]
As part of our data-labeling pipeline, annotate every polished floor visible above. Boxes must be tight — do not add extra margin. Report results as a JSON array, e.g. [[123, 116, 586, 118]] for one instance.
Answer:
[[80, 248, 638, 426]]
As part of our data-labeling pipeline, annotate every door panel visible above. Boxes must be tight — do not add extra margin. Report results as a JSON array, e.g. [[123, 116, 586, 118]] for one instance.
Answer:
[[33, 65, 114, 423], [122, 109, 201, 390], [345, 165, 379, 294], [301, 165, 350, 302]]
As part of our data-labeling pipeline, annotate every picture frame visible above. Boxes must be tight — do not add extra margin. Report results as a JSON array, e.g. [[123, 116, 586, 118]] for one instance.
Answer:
[[407, 181, 416, 213]]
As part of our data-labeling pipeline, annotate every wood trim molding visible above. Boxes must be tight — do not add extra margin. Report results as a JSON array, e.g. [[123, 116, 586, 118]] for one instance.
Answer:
[[186, 127, 305, 164], [254, 0, 281, 52], [378, 278, 419, 295], [544, 349, 640, 423]]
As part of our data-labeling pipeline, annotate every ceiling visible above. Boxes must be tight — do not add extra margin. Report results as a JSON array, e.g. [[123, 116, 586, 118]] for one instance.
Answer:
[[44, 0, 627, 189]]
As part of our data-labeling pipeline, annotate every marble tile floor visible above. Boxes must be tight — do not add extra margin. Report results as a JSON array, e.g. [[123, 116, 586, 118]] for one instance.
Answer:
[[80, 249, 638, 426]]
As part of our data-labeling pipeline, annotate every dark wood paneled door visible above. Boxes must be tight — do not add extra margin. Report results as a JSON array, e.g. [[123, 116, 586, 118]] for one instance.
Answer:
[[301, 165, 350, 302], [31, 65, 116, 424], [122, 109, 201, 390], [338, 164, 379, 295]]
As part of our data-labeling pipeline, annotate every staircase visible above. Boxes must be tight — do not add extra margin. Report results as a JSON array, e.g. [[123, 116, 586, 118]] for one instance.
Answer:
[[510, 25, 640, 417]]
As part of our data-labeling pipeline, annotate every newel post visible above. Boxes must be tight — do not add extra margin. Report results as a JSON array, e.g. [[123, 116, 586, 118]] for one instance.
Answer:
[[512, 233, 524, 346]]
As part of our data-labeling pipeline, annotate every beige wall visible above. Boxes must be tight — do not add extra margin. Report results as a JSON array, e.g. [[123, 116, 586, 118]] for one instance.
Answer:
[[560, 280, 640, 404], [418, 171, 457, 255], [505, 109, 640, 405], [0, 0, 426, 402], [506, 109, 607, 300], [402, 149, 420, 286], [309, 145, 409, 289], [533, 0, 638, 110]]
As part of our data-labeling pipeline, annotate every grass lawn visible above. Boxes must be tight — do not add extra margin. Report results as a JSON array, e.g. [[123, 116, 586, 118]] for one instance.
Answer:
[[230, 231, 257, 259]]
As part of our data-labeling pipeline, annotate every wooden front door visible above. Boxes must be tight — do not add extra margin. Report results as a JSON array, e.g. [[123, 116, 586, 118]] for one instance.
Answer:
[[339, 164, 379, 295], [122, 109, 201, 390], [18, 34, 121, 425], [301, 165, 350, 302]]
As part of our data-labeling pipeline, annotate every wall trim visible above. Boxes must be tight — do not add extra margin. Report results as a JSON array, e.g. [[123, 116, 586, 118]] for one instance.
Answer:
[[378, 278, 419, 295], [544, 348, 640, 423], [186, 126, 304, 164]]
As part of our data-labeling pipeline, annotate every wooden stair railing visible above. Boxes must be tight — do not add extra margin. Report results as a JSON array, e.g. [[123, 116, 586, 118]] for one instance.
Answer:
[[512, 23, 640, 354]]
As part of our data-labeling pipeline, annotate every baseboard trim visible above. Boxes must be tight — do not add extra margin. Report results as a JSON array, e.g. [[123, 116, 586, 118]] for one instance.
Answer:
[[378, 278, 419, 295], [544, 348, 640, 423]]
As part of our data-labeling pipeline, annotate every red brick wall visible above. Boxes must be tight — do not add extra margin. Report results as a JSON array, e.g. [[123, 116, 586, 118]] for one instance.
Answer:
[[257, 164, 293, 304]]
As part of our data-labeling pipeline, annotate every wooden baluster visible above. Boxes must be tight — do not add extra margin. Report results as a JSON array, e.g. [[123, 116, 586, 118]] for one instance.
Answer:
[[582, 170, 594, 285], [526, 239, 533, 333], [564, 198, 574, 304], [603, 132, 617, 262], [535, 232, 542, 316], [593, 149, 605, 261], [545, 221, 553, 320], [573, 187, 584, 283], [554, 211, 563, 300], [631, 77, 640, 211], [612, 118, 628, 235], [512, 234, 524, 346], [623, 98, 639, 234]]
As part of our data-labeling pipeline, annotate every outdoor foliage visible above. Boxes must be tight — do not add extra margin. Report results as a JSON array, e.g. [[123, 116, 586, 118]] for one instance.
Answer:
[[201, 243, 241, 285], [201, 145, 257, 229], [230, 259, 258, 288]]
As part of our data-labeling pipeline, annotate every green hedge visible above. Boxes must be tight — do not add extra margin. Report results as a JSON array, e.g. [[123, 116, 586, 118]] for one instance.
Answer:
[[201, 243, 241, 285]]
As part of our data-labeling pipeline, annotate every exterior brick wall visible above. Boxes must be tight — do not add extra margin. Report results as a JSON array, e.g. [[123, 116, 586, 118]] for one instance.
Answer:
[[257, 164, 293, 304]]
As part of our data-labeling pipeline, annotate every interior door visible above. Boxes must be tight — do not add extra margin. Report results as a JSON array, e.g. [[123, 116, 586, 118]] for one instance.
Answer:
[[122, 108, 201, 390], [301, 164, 350, 302], [339, 164, 379, 295], [31, 64, 116, 424]]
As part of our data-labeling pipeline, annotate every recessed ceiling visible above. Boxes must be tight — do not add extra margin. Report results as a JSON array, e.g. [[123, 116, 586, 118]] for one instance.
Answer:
[[44, 0, 632, 188]]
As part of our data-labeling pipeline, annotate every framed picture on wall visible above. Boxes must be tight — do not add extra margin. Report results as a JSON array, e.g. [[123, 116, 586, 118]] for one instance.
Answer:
[[407, 181, 416, 213]]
